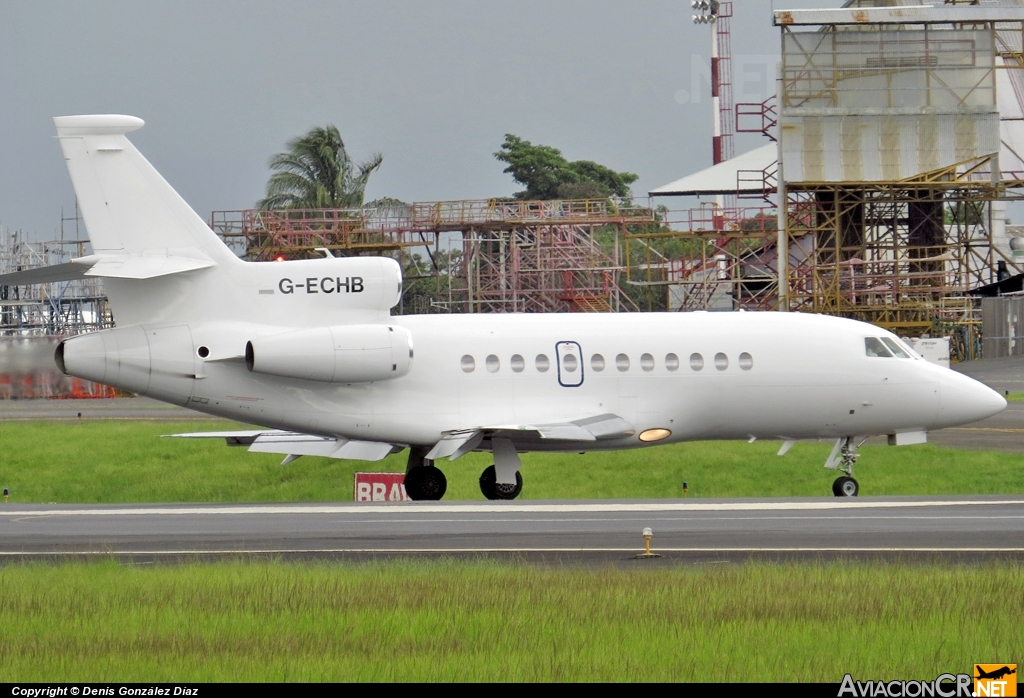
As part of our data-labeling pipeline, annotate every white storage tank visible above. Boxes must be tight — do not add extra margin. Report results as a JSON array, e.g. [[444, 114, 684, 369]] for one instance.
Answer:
[[905, 337, 951, 368]]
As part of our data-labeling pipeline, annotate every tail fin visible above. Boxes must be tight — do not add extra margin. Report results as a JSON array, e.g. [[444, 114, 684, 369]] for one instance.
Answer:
[[53, 115, 237, 266]]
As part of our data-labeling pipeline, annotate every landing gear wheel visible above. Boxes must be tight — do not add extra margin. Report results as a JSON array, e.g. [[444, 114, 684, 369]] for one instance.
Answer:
[[405, 466, 447, 501], [832, 476, 859, 497], [479, 465, 523, 500]]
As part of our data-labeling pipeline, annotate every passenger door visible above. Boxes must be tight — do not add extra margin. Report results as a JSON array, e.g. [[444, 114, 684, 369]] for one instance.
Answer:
[[555, 341, 584, 388]]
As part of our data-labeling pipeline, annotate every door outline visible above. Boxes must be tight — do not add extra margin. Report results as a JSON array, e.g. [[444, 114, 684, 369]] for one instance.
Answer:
[[555, 340, 584, 388]]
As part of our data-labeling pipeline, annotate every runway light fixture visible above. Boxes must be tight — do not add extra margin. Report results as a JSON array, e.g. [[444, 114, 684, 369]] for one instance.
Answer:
[[634, 527, 662, 559]]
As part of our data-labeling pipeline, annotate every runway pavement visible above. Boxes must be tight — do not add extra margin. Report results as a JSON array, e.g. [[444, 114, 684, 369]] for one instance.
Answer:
[[0, 496, 1021, 563]]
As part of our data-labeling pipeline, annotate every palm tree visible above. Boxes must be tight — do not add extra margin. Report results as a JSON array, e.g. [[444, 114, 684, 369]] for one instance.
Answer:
[[258, 125, 383, 209]]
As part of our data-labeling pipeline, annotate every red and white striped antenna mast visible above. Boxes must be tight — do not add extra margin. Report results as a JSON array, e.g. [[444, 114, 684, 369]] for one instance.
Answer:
[[692, 0, 735, 212]]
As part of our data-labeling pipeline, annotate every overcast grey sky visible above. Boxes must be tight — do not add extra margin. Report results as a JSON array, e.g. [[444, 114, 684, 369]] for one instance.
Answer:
[[1, 0, 833, 238]]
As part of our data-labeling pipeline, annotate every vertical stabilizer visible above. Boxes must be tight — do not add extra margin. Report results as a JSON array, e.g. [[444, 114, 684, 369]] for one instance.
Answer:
[[53, 115, 237, 266]]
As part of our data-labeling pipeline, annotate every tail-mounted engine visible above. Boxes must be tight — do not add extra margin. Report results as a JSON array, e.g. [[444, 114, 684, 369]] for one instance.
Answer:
[[245, 324, 413, 383]]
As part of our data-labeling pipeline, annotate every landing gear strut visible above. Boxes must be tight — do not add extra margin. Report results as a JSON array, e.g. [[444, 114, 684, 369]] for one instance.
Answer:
[[827, 437, 860, 497], [405, 446, 447, 501], [479, 437, 524, 500]]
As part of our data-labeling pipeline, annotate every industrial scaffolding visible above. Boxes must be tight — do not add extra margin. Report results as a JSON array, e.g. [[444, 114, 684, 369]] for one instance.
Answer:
[[645, 2, 1024, 360], [0, 227, 111, 337], [0, 223, 115, 398], [211, 198, 654, 314]]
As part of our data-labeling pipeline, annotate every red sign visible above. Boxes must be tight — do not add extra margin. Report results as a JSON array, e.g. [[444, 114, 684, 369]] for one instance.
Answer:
[[354, 472, 410, 502]]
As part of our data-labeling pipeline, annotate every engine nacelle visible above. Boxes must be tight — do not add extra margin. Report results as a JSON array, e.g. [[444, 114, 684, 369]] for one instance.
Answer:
[[55, 324, 196, 405], [246, 324, 413, 383]]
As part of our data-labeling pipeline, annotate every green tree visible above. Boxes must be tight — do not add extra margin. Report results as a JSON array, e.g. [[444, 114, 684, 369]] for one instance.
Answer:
[[494, 134, 638, 201], [258, 125, 383, 209]]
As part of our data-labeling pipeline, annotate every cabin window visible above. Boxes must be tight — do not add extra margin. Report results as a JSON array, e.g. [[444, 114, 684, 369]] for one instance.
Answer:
[[563, 354, 579, 372], [665, 353, 679, 371], [461, 355, 476, 373], [486, 354, 500, 373], [640, 353, 655, 372], [616, 353, 630, 372], [511, 354, 525, 373], [591, 354, 606, 371], [738, 352, 753, 371], [536, 354, 550, 372], [880, 338, 910, 358], [690, 353, 704, 371], [865, 337, 893, 358], [714, 352, 728, 371]]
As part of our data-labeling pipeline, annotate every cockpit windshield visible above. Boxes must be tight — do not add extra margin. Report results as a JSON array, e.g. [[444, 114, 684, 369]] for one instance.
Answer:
[[864, 337, 892, 357], [880, 337, 910, 358], [866, 336, 917, 358]]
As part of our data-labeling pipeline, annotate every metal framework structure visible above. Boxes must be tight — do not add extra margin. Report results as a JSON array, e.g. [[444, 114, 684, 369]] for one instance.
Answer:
[[623, 203, 780, 312], [643, 3, 1024, 360], [0, 221, 116, 399], [211, 199, 656, 314], [0, 227, 111, 337], [776, 8, 1024, 356]]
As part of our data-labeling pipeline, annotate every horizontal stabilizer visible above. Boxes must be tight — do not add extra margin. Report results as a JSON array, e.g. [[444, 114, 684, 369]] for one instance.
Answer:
[[167, 430, 397, 461], [426, 413, 634, 461], [79, 253, 215, 279], [0, 251, 215, 286], [0, 262, 89, 286]]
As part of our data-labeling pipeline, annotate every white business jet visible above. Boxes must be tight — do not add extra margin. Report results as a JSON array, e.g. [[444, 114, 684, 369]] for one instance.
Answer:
[[0, 115, 1007, 499]]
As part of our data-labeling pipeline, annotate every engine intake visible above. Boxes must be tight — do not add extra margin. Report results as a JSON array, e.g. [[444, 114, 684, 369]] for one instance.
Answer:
[[246, 324, 413, 383]]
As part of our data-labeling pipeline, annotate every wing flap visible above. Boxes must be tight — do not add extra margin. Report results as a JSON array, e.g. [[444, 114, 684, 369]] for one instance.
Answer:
[[167, 430, 396, 461], [426, 431, 484, 461], [426, 413, 634, 461], [249, 433, 340, 457], [167, 429, 271, 446]]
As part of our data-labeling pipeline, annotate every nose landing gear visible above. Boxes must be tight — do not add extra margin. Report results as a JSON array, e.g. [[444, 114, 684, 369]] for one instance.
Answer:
[[832, 476, 859, 497], [826, 436, 861, 497]]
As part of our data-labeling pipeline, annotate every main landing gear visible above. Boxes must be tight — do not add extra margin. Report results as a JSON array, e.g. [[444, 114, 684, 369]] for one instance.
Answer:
[[403, 438, 526, 501], [404, 446, 447, 501], [479, 465, 523, 500], [479, 437, 524, 501], [827, 437, 860, 497]]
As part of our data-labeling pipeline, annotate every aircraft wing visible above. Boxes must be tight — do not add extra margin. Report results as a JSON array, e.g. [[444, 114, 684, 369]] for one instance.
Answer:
[[426, 413, 634, 461], [168, 430, 399, 462]]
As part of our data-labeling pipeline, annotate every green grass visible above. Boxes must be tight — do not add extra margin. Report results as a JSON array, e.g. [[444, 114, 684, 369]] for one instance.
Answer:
[[0, 559, 1020, 682], [1005, 392, 1024, 403], [1, 420, 1023, 502]]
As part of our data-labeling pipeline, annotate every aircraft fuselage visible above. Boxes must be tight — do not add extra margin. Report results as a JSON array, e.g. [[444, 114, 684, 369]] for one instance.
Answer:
[[60, 308, 1002, 451]]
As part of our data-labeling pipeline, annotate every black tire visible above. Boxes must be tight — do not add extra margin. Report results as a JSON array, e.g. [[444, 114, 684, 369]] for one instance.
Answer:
[[405, 466, 447, 501], [832, 476, 859, 497], [479, 465, 523, 500]]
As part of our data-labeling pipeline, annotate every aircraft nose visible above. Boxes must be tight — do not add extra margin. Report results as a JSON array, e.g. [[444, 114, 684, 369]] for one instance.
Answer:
[[939, 370, 1007, 426]]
